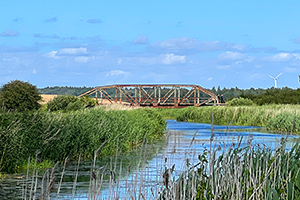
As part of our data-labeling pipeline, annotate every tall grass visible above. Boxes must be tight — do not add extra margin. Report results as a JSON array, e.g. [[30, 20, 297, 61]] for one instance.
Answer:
[[159, 137, 300, 200], [159, 105, 300, 133], [0, 107, 166, 173]]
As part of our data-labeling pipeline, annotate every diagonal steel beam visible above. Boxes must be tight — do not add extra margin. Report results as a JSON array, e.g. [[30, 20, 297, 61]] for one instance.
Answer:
[[161, 87, 175, 104], [118, 87, 135, 105], [99, 89, 113, 103], [140, 87, 156, 105]]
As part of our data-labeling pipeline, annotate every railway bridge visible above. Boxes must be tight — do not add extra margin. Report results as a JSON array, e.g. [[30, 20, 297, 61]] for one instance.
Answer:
[[78, 84, 218, 108]]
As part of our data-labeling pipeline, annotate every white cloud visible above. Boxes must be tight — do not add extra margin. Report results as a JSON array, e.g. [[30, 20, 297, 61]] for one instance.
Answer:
[[207, 77, 213, 81], [32, 69, 37, 74], [218, 52, 246, 60], [106, 70, 129, 76], [217, 51, 252, 65], [266, 53, 294, 62], [285, 67, 298, 73], [43, 51, 60, 59], [75, 56, 89, 63], [161, 54, 186, 65], [217, 65, 230, 70], [117, 58, 122, 64], [57, 47, 87, 56], [132, 35, 149, 44], [150, 37, 238, 54]]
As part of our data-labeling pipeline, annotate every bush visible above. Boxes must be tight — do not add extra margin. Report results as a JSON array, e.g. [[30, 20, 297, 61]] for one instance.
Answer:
[[47, 95, 78, 111], [226, 97, 254, 106], [47, 95, 98, 112], [0, 80, 41, 111], [79, 95, 97, 108]]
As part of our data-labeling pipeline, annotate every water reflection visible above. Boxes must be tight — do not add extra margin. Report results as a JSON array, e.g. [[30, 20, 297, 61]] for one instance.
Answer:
[[0, 120, 298, 199]]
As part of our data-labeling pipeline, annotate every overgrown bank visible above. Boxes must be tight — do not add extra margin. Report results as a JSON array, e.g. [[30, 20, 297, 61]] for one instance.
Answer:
[[158, 105, 300, 133], [0, 108, 166, 173]]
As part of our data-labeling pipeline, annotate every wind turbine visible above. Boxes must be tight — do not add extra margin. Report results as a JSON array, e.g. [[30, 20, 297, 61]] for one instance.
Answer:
[[269, 73, 282, 88]]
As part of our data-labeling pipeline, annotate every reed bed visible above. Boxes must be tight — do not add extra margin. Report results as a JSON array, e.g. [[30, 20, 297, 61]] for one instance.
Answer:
[[0, 107, 166, 173], [159, 137, 300, 200], [159, 105, 300, 133]]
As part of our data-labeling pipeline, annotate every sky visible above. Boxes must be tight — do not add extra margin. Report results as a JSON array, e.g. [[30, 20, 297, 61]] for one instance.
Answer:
[[1, 0, 300, 89]]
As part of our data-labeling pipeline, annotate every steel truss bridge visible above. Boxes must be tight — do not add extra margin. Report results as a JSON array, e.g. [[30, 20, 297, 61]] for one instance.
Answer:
[[78, 84, 218, 108]]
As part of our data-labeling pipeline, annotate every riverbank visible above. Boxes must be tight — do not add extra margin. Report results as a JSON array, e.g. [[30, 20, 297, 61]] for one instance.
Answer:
[[157, 104, 300, 134], [0, 107, 166, 174]]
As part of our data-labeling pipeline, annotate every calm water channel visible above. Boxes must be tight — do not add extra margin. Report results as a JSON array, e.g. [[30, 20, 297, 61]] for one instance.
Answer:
[[1, 120, 298, 199]]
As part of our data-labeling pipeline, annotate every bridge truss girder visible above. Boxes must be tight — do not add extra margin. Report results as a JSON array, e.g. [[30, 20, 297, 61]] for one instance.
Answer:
[[78, 84, 218, 108]]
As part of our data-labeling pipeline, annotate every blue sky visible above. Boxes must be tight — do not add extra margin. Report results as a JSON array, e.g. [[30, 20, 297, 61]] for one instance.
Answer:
[[1, 0, 300, 89]]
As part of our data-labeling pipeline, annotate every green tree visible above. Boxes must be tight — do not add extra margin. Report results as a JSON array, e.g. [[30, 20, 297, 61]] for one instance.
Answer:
[[0, 80, 41, 111]]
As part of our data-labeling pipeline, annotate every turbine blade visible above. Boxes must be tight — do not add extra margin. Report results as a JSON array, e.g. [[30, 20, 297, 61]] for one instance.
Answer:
[[269, 75, 275, 79], [276, 72, 282, 79]]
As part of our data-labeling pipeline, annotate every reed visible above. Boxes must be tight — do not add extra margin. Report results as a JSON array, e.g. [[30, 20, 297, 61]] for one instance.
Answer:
[[0, 107, 166, 173], [160, 137, 300, 200], [166, 105, 300, 133]]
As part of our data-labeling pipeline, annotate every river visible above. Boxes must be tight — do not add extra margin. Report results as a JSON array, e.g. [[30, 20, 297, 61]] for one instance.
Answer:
[[0, 120, 298, 199]]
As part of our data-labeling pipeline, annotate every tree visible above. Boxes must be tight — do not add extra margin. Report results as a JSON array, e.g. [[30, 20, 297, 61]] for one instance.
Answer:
[[0, 80, 42, 111]]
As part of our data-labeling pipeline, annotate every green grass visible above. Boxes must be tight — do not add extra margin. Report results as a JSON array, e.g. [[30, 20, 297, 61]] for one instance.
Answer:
[[0, 107, 166, 173], [157, 105, 300, 134]]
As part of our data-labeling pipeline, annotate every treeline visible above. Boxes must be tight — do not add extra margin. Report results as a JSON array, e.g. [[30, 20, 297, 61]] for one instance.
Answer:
[[241, 87, 300, 105], [38, 86, 93, 96]]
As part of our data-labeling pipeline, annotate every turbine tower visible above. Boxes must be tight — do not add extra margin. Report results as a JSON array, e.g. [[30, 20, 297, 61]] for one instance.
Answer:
[[269, 73, 282, 88]]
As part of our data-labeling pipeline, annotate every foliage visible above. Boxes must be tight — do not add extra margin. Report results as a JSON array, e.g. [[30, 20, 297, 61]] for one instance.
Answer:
[[241, 87, 300, 105], [0, 108, 166, 173], [47, 95, 78, 111], [226, 97, 254, 106], [47, 95, 98, 112], [0, 80, 41, 111], [79, 95, 98, 108]]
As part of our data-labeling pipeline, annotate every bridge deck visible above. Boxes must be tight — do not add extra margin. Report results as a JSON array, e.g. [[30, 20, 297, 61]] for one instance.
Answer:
[[78, 84, 218, 108]]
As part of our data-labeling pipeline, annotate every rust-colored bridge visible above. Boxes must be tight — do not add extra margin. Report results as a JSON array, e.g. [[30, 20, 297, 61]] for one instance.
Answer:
[[78, 84, 218, 108]]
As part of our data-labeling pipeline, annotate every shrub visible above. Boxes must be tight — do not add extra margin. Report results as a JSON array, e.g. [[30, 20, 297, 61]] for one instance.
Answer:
[[79, 95, 97, 108], [226, 97, 254, 106], [0, 80, 41, 111], [65, 100, 84, 111], [47, 95, 78, 111]]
